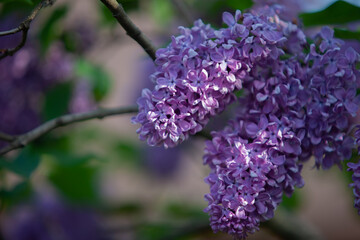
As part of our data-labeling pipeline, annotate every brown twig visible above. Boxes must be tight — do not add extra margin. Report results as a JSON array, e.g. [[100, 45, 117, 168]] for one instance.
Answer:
[[99, 0, 157, 61], [0, 105, 138, 155], [0, 132, 15, 142], [0, 0, 56, 60]]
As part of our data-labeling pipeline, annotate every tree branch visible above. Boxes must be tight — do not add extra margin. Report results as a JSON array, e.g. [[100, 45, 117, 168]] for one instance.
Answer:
[[99, 0, 157, 61], [0, 132, 15, 142], [0, 0, 56, 60], [0, 105, 138, 155]]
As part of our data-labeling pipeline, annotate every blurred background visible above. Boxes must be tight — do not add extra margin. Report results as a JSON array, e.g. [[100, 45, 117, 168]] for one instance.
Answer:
[[0, 0, 360, 239]]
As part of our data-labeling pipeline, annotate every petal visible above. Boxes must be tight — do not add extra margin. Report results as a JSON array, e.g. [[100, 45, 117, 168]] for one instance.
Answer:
[[222, 12, 235, 26], [320, 26, 334, 40]]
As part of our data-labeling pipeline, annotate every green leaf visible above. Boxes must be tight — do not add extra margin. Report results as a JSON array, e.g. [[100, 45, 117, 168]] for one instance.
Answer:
[[32, 134, 72, 156], [119, 0, 140, 12], [150, 0, 174, 26], [300, 1, 360, 27], [43, 81, 73, 120], [280, 190, 301, 212], [234, 89, 244, 98], [0, 0, 39, 16], [334, 28, 360, 41], [208, 0, 253, 15], [114, 140, 142, 166], [99, 3, 117, 27], [137, 221, 211, 240], [38, 5, 68, 53], [0, 0, 34, 3], [50, 153, 97, 166], [74, 59, 112, 101], [0, 181, 33, 208], [104, 202, 143, 215], [48, 160, 99, 204], [0, 147, 40, 178], [99, 0, 140, 26], [224, 0, 253, 11], [137, 223, 174, 240], [164, 203, 208, 220]]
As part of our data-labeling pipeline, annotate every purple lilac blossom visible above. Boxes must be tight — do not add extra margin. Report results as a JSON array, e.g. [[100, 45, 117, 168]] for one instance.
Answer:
[[132, 3, 360, 239], [204, 9, 360, 240], [134, 57, 183, 177], [302, 27, 360, 169], [204, 18, 307, 236], [204, 122, 304, 238], [132, 8, 290, 148], [69, 79, 96, 113]]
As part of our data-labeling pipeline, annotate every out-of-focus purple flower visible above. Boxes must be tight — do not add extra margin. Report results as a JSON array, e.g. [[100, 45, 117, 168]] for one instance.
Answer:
[[1, 194, 105, 240], [0, 18, 97, 143], [253, 0, 301, 21], [143, 146, 182, 178], [69, 79, 96, 113]]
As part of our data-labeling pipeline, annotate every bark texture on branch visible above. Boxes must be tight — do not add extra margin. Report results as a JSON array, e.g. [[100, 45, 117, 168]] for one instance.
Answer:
[[99, 0, 157, 61]]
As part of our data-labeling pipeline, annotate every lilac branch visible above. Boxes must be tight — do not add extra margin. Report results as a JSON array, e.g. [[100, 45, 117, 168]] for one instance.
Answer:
[[0, 132, 15, 142], [0, 0, 56, 60], [0, 105, 138, 155], [99, 0, 157, 61]]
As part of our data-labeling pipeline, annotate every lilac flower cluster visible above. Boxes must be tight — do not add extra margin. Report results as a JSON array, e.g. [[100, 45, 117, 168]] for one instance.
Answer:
[[133, 3, 360, 239], [204, 122, 304, 238], [132, 7, 294, 148], [132, 19, 237, 147], [302, 28, 360, 169], [203, 9, 307, 236]]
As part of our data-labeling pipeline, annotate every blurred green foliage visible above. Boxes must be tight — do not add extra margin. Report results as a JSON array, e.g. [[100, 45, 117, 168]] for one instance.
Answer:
[[300, 1, 360, 26], [280, 190, 301, 212], [0, 181, 32, 209], [48, 159, 99, 204], [150, 0, 174, 26], [0, 147, 40, 178], [43, 82, 73, 121], [164, 202, 208, 220], [39, 5, 68, 53], [74, 58, 112, 101], [99, 0, 140, 26], [0, 0, 40, 16], [335, 28, 360, 41]]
